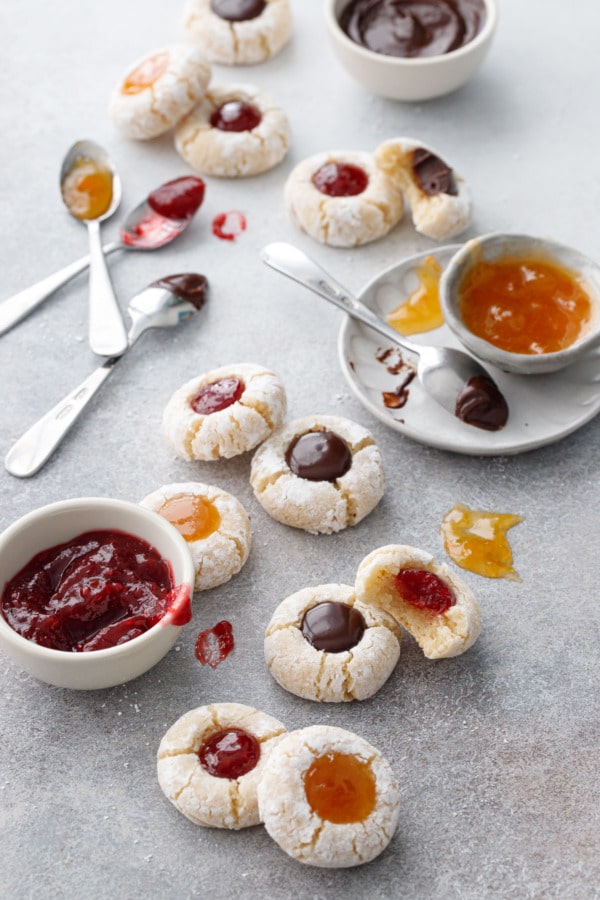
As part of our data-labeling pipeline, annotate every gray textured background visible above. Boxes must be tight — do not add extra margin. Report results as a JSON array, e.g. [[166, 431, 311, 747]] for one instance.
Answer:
[[0, 1, 598, 897]]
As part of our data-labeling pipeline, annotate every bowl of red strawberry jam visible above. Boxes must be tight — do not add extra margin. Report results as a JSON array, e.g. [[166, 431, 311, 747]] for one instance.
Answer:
[[0, 498, 195, 689]]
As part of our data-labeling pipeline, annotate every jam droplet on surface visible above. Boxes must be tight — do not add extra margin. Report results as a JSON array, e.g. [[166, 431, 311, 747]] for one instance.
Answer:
[[312, 162, 369, 197], [285, 430, 352, 482], [212, 210, 247, 241], [61, 159, 113, 220], [301, 602, 366, 653], [157, 494, 221, 542], [210, 100, 262, 132], [455, 375, 509, 432], [211, 0, 266, 22], [386, 255, 445, 335], [412, 148, 457, 196], [195, 620, 235, 668], [122, 51, 170, 94], [150, 273, 208, 309], [395, 568, 455, 615], [198, 728, 261, 778], [191, 377, 245, 415], [304, 752, 377, 824], [148, 176, 206, 220], [441, 502, 524, 581]]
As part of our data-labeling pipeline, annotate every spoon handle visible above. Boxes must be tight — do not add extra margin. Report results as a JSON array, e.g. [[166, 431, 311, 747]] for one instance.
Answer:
[[0, 242, 121, 336], [87, 220, 128, 357], [5, 357, 120, 478], [261, 242, 421, 356]]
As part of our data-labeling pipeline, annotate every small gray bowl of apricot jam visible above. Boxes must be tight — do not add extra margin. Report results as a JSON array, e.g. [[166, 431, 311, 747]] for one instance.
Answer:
[[439, 233, 600, 374], [0, 497, 195, 689], [326, 0, 497, 101]]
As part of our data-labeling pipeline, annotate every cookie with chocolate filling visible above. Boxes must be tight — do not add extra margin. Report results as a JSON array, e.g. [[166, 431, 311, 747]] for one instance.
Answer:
[[183, 0, 292, 65]]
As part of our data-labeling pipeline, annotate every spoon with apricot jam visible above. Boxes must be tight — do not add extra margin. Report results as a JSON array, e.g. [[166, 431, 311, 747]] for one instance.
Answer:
[[262, 242, 508, 431], [60, 140, 128, 357], [5, 273, 207, 478], [0, 176, 204, 337]]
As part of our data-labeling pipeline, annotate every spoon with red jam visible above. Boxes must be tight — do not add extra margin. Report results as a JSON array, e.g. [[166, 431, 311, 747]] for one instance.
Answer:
[[0, 176, 205, 336], [5, 273, 208, 478], [261, 242, 508, 431]]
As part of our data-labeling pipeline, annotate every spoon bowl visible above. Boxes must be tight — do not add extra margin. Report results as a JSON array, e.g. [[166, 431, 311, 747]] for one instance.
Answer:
[[60, 139, 122, 223], [5, 273, 207, 478]]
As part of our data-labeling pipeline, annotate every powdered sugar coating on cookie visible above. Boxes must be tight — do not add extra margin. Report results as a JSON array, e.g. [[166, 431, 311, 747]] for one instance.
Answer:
[[183, 0, 292, 65], [157, 702, 287, 829], [284, 150, 404, 247], [250, 414, 384, 534], [140, 482, 251, 591], [257, 725, 400, 867], [355, 544, 482, 659], [265, 583, 401, 702], [374, 137, 472, 240], [109, 44, 211, 141], [162, 363, 287, 460], [174, 83, 290, 177]]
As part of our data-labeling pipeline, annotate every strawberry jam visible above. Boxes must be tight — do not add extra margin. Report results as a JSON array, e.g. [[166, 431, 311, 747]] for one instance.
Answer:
[[210, 101, 262, 132], [304, 752, 376, 824], [195, 620, 234, 668], [148, 176, 206, 220], [191, 377, 245, 414], [312, 162, 369, 197], [0, 530, 185, 652], [395, 568, 455, 615], [198, 728, 261, 778]]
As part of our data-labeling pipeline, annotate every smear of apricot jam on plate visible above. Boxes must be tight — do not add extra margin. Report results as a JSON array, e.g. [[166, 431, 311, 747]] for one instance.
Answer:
[[386, 255, 444, 335], [441, 502, 523, 581], [304, 752, 376, 824]]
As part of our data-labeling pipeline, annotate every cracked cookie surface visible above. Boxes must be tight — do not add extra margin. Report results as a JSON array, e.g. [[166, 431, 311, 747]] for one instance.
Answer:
[[355, 544, 482, 659], [140, 482, 251, 591], [174, 83, 290, 177], [250, 414, 384, 534], [162, 363, 287, 460], [183, 0, 292, 65], [284, 150, 404, 247], [264, 583, 401, 702], [109, 44, 211, 140], [157, 702, 287, 829], [257, 724, 401, 867]]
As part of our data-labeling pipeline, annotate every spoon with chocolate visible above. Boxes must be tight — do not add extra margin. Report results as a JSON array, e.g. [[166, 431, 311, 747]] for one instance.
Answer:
[[5, 273, 208, 478], [0, 175, 205, 336], [261, 242, 508, 431]]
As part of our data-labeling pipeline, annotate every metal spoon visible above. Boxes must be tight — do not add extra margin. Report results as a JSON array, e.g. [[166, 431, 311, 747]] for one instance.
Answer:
[[261, 242, 509, 431], [0, 176, 205, 337], [60, 139, 128, 356], [4, 274, 207, 478]]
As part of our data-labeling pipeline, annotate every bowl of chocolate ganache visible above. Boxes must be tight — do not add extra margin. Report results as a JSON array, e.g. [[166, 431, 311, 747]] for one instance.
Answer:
[[325, 0, 497, 101]]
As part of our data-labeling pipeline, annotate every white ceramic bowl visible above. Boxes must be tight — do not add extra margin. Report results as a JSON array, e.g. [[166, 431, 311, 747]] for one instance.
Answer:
[[439, 233, 600, 374], [0, 497, 195, 690], [325, 0, 497, 101]]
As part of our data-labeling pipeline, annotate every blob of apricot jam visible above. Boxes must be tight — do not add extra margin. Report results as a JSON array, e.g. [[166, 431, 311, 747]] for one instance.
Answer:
[[458, 254, 593, 354], [61, 158, 113, 220], [157, 494, 221, 542], [441, 502, 523, 581], [387, 255, 444, 335], [198, 728, 260, 779], [122, 51, 170, 94], [304, 752, 376, 824], [395, 568, 455, 615]]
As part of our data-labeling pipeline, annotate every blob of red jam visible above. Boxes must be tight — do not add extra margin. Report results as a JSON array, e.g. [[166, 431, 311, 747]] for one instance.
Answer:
[[212, 210, 247, 241], [198, 728, 261, 779], [147, 176, 206, 220], [395, 568, 455, 615], [210, 100, 262, 132], [0, 530, 188, 652], [191, 377, 245, 415], [312, 162, 369, 197], [195, 619, 235, 668]]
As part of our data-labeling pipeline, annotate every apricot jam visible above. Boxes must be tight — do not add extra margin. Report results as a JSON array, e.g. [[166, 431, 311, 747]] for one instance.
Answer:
[[198, 728, 260, 778], [441, 502, 523, 581], [395, 568, 455, 615], [459, 254, 593, 354], [157, 494, 221, 542], [386, 255, 444, 335], [61, 158, 113, 220], [122, 51, 169, 94], [304, 752, 376, 824]]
